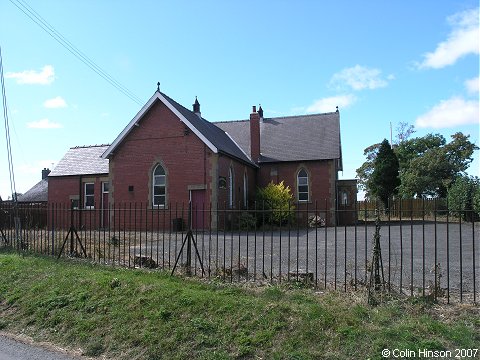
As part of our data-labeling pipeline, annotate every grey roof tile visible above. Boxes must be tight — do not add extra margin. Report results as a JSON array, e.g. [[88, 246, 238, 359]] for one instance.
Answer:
[[49, 145, 109, 177], [17, 178, 48, 202], [215, 112, 341, 163], [160, 93, 254, 165]]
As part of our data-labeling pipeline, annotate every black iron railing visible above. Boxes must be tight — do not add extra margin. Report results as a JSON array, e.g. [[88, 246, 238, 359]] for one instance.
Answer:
[[0, 200, 478, 304]]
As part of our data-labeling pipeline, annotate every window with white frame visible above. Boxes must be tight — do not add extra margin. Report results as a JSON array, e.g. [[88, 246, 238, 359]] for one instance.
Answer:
[[228, 167, 234, 208], [297, 169, 309, 202], [153, 164, 166, 207], [84, 183, 95, 209]]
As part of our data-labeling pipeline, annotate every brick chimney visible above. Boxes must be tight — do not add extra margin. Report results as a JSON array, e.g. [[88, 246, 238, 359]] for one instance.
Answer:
[[250, 105, 260, 163], [42, 168, 50, 180]]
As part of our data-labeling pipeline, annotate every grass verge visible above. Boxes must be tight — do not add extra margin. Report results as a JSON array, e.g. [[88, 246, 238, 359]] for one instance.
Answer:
[[0, 249, 478, 359]]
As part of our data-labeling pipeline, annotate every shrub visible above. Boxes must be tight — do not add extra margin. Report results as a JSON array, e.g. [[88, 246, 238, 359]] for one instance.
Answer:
[[238, 211, 257, 230], [256, 181, 295, 225]]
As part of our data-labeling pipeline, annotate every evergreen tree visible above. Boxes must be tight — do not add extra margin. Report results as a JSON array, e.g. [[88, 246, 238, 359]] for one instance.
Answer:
[[369, 139, 400, 208]]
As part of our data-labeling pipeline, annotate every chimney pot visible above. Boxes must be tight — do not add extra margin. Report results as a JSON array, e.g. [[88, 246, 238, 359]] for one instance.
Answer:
[[252, 105, 256, 113], [42, 168, 51, 180]]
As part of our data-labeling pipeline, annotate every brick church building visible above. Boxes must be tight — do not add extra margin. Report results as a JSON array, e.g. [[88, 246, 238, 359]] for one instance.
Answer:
[[47, 87, 357, 228]]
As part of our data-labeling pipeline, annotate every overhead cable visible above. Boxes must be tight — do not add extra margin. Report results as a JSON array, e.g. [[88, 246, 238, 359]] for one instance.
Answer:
[[0, 46, 18, 203], [9, 0, 143, 105]]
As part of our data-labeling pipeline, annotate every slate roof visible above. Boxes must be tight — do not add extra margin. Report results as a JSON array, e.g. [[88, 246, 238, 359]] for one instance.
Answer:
[[215, 112, 342, 165], [49, 145, 109, 177], [17, 178, 48, 203], [102, 91, 254, 166], [160, 93, 253, 165]]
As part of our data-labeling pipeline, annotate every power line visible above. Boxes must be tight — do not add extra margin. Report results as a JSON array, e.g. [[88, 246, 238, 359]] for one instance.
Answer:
[[8, 0, 143, 105], [0, 46, 18, 202]]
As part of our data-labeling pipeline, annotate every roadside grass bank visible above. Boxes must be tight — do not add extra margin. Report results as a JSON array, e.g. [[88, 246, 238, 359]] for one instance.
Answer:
[[0, 249, 478, 360]]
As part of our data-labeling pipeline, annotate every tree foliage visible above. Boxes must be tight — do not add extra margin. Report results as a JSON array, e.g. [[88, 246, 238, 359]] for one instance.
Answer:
[[397, 132, 478, 197], [256, 181, 295, 224], [369, 139, 400, 208], [394, 121, 416, 145], [357, 126, 479, 199], [356, 143, 381, 195], [447, 175, 480, 220]]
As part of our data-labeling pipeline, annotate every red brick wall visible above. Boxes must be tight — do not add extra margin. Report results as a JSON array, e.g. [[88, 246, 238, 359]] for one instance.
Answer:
[[110, 101, 229, 227], [48, 175, 106, 207], [256, 160, 337, 224], [48, 175, 107, 229], [109, 99, 213, 209], [216, 154, 256, 209], [48, 176, 80, 205]]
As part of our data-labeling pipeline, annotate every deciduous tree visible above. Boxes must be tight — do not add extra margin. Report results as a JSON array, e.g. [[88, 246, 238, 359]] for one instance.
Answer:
[[357, 129, 479, 199]]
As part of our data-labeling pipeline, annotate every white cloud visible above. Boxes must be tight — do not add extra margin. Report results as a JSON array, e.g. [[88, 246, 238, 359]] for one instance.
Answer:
[[27, 118, 63, 129], [418, 7, 479, 69], [465, 76, 479, 94], [330, 65, 392, 91], [306, 94, 357, 113], [416, 96, 479, 128], [5, 65, 55, 85], [44, 96, 67, 108]]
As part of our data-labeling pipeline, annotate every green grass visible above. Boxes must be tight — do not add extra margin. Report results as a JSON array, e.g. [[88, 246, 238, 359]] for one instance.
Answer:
[[0, 249, 478, 360]]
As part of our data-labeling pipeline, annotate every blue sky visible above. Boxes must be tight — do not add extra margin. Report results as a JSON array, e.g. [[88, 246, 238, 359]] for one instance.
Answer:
[[0, 0, 478, 200]]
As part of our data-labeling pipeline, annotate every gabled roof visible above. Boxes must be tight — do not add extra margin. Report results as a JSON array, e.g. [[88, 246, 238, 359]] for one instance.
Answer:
[[17, 178, 48, 203], [49, 145, 109, 177], [215, 112, 342, 166], [102, 91, 255, 166]]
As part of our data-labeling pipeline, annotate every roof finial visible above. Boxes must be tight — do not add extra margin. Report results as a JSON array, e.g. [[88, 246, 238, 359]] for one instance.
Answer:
[[258, 104, 264, 119], [336, 106, 339, 112], [193, 96, 201, 116], [157, 82, 160, 92]]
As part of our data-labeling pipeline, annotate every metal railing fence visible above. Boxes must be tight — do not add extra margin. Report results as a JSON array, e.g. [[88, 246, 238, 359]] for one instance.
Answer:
[[1, 199, 478, 304]]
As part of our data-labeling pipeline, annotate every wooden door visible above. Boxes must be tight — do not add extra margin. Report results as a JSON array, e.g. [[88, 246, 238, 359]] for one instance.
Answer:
[[190, 190, 206, 229]]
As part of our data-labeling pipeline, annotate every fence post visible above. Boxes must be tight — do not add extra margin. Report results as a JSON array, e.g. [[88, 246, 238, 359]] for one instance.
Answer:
[[51, 203, 55, 256], [69, 201, 75, 255], [186, 201, 192, 275]]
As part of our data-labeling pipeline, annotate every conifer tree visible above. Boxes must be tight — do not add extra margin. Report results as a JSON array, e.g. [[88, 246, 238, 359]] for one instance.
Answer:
[[369, 139, 400, 209]]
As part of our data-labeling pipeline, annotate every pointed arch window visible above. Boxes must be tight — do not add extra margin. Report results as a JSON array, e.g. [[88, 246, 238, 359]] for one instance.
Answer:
[[228, 167, 234, 208], [243, 172, 248, 208], [153, 164, 166, 207], [297, 168, 309, 202]]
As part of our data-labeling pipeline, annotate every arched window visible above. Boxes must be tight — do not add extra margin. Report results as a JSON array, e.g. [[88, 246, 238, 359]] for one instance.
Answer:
[[228, 166, 234, 208], [243, 172, 248, 208], [153, 164, 166, 207], [297, 168, 309, 202]]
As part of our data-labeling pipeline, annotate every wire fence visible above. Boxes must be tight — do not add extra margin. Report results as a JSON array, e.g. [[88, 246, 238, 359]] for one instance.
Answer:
[[0, 200, 478, 304]]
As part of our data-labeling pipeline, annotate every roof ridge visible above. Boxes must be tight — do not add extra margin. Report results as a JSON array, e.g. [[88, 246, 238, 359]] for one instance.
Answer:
[[215, 112, 338, 124], [214, 119, 249, 124], [71, 144, 110, 149], [266, 112, 338, 120], [160, 92, 220, 128]]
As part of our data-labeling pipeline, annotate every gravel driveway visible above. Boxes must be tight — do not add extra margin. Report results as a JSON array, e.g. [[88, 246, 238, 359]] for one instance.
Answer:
[[131, 221, 479, 298]]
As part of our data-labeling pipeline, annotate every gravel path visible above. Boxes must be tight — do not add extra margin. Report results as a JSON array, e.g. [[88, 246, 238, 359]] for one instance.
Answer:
[[130, 221, 480, 297]]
